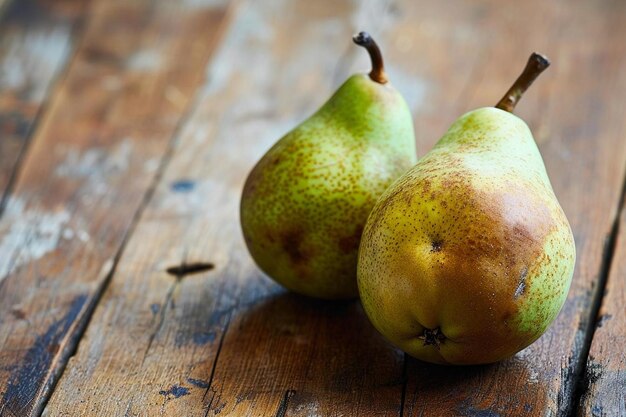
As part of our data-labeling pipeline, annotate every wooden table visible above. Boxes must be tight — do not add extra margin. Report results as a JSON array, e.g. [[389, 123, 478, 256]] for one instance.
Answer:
[[0, 0, 624, 416]]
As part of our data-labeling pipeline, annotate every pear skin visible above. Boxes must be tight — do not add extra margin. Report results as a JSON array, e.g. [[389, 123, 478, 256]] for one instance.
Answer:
[[241, 33, 417, 299], [357, 54, 576, 364]]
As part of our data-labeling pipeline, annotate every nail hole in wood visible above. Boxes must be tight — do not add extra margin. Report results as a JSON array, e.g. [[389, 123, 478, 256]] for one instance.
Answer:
[[166, 262, 214, 277]]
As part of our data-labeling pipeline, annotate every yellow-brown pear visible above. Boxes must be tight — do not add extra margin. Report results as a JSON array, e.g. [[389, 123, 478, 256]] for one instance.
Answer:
[[357, 54, 576, 365]]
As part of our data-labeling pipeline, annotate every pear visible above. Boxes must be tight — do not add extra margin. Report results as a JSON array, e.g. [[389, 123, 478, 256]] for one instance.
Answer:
[[241, 32, 417, 299], [357, 53, 576, 364]]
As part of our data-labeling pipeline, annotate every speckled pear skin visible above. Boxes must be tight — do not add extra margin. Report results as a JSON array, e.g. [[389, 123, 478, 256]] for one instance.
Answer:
[[240, 74, 417, 299], [357, 107, 576, 364]]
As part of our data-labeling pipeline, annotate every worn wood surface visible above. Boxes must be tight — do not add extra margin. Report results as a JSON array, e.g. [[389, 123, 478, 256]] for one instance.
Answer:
[[0, 0, 84, 210], [0, 0, 230, 416], [579, 194, 626, 417], [1, 0, 625, 416]]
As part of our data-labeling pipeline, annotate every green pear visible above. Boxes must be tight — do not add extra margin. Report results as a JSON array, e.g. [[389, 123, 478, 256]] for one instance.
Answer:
[[358, 53, 576, 364], [241, 32, 417, 299]]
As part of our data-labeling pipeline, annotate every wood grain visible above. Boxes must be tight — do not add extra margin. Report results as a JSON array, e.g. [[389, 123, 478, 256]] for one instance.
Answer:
[[579, 195, 626, 417], [0, 1, 231, 416], [0, 0, 84, 210], [397, 0, 626, 416], [5, 0, 626, 416], [45, 0, 409, 415]]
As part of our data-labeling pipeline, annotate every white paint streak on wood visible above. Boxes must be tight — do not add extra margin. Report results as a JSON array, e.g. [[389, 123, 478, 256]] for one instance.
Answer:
[[0, 27, 73, 101], [55, 140, 133, 179], [126, 48, 163, 71], [180, 0, 229, 10], [0, 198, 70, 283], [143, 158, 160, 174], [54, 140, 133, 200], [62, 228, 75, 240]]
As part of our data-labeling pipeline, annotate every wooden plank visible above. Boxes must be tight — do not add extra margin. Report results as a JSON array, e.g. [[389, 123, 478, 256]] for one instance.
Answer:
[[0, 1, 231, 416], [0, 0, 84, 210], [45, 0, 414, 415], [399, 0, 626, 416], [37, 1, 626, 417], [579, 197, 626, 417]]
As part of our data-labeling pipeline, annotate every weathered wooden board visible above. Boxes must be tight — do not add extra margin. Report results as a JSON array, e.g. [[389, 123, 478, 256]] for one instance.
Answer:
[[0, 1, 231, 416], [0, 0, 84, 210], [398, 0, 626, 416], [579, 196, 626, 417], [8, 0, 626, 416], [45, 0, 411, 415]]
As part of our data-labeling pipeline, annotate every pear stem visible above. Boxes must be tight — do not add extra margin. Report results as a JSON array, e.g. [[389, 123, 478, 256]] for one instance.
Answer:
[[352, 32, 388, 84], [495, 53, 550, 113]]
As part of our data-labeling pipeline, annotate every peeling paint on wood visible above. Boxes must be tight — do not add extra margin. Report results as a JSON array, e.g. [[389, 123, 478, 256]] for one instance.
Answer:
[[0, 197, 70, 283]]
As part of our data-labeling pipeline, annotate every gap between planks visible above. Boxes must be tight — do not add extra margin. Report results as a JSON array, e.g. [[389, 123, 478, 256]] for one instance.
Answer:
[[202, 311, 232, 417], [570, 166, 626, 415]]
